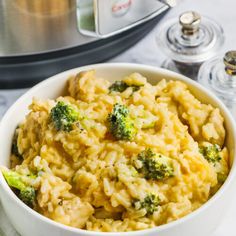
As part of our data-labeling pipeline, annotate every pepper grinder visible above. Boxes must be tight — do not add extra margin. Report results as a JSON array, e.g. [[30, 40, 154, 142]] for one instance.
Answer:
[[198, 51, 236, 117], [156, 11, 224, 80]]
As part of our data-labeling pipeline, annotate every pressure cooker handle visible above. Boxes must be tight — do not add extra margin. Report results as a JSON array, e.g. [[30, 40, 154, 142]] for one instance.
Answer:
[[77, 0, 176, 38]]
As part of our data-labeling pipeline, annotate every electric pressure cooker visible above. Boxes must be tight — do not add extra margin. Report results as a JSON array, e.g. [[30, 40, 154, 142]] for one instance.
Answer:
[[0, 0, 175, 88]]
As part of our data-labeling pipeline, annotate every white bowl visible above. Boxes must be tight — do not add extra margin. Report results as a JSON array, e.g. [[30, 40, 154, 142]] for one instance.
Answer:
[[0, 63, 235, 236]]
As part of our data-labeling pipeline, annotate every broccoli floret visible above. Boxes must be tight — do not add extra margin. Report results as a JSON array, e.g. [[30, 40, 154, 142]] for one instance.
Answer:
[[217, 173, 227, 184], [199, 144, 221, 164], [109, 81, 142, 93], [50, 101, 79, 132], [137, 149, 174, 180], [2, 169, 36, 207], [109, 81, 129, 93], [107, 103, 136, 141], [19, 187, 36, 206], [134, 194, 160, 216], [131, 85, 141, 92], [11, 131, 23, 160], [200, 144, 228, 185]]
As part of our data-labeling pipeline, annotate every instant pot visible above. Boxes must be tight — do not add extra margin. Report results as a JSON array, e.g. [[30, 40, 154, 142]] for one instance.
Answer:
[[0, 0, 175, 88]]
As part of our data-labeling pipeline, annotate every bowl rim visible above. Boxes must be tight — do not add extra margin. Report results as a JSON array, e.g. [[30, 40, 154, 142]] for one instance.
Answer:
[[0, 62, 235, 236]]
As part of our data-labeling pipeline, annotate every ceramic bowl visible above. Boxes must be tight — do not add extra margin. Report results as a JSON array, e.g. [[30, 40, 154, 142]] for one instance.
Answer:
[[0, 63, 235, 236]]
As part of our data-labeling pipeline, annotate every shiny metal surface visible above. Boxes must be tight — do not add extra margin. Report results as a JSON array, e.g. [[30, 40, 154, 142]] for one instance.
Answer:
[[78, 0, 169, 38], [0, 0, 171, 57], [179, 11, 201, 35], [0, 0, 96, 56]]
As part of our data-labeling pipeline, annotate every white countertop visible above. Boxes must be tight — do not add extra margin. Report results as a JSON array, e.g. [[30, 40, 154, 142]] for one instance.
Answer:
[[1, 0, 236, 235], [111, 0, 236, 65]]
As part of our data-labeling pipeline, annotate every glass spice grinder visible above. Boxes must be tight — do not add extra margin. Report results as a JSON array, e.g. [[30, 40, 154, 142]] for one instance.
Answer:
[[198, 51, 236, 118], [156, 11, 224, 80]]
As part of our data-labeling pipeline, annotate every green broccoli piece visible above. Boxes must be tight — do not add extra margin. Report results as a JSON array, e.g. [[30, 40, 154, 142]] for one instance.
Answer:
[[19, 187, 36, 206], [109, 81, 129, 93], [11, 131, 23, 160], [131, 85, 141, 92], [109, 81, 142, 93], [217, 172, 227, 184], [137, 149, 174, 180], [200, 144, 228, 185], [199, 144, 221, 164], [107, 103, 136, 141], [2, 169, 36, 207], [50, 101, 79, 132], [134, 194, 160, 216]]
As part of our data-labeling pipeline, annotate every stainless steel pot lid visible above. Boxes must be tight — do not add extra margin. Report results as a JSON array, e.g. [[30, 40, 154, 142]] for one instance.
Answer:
[[156, 11, 224, 64]]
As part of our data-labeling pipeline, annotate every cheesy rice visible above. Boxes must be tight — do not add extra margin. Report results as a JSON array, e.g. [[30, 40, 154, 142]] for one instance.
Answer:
[[9, 71, 229, 232]]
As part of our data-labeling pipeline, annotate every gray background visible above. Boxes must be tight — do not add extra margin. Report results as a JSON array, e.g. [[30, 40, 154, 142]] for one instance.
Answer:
[[0, 0, 235, 235]]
